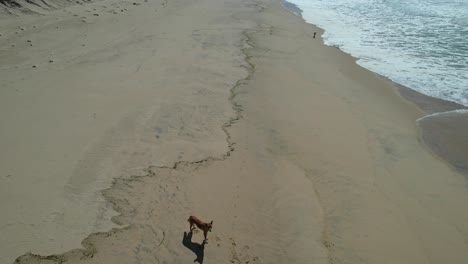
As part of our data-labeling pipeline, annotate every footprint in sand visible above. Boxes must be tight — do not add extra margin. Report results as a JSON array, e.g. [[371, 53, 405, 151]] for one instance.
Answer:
[[229, 238, 259, 264]]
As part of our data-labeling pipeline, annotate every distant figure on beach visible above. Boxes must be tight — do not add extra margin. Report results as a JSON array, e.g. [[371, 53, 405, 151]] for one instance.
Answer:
[[313, 32, 317, 38]]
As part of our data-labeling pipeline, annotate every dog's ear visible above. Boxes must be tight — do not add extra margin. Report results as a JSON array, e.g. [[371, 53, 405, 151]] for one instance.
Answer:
[[210, 221, 213, 225]]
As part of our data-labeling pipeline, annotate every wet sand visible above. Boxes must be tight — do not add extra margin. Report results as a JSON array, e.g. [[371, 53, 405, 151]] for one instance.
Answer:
[[418, 111, 468, 174], [398, 85, 468, 176], [2, 0, 468, 263], [398, 85, 466, 114], [395, 86, 468, 175]]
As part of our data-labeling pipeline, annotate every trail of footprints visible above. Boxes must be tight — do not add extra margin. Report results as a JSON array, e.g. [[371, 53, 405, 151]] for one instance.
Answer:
[[229, 237, 259, 264], [4, 0, 169, 69], [227, 185, 260, 263]]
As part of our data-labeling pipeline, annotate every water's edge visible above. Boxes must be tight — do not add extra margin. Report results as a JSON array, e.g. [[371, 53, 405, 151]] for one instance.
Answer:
[[281, 0, 468, 176]]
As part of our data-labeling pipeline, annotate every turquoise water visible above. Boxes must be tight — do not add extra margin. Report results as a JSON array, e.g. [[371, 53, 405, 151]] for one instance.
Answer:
[[288, 0, 468, 106]]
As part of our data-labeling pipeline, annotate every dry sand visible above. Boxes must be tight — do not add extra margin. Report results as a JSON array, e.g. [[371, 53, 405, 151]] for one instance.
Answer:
[[2, 0, 468, 263], [1, 0, 252, 262]]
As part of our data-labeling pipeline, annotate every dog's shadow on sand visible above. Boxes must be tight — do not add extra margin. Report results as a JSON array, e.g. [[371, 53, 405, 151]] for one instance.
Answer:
[[182, 231, 206, 263]]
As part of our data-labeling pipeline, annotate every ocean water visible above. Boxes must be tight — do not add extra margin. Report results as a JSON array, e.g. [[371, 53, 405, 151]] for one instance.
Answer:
[[287, 0, 468, 107]]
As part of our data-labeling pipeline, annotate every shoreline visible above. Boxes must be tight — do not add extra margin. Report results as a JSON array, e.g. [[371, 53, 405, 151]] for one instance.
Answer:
[[282, 0, 468, 177], [282, 0, 467, 115], [4, 0, 468, 263]]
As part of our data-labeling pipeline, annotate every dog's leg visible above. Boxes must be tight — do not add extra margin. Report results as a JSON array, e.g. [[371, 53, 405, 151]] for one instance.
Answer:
[[203, 230, 208, 241]]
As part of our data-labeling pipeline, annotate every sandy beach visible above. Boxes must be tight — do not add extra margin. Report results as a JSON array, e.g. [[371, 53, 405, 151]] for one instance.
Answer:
[[2, 0, 468, 263]]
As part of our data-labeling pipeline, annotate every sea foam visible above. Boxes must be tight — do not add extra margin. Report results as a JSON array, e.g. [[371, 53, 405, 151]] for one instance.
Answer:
[[288, 0, 468, 106]]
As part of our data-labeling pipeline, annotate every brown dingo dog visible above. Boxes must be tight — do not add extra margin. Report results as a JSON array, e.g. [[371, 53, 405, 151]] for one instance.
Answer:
[[188, 215, 213, 241]]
